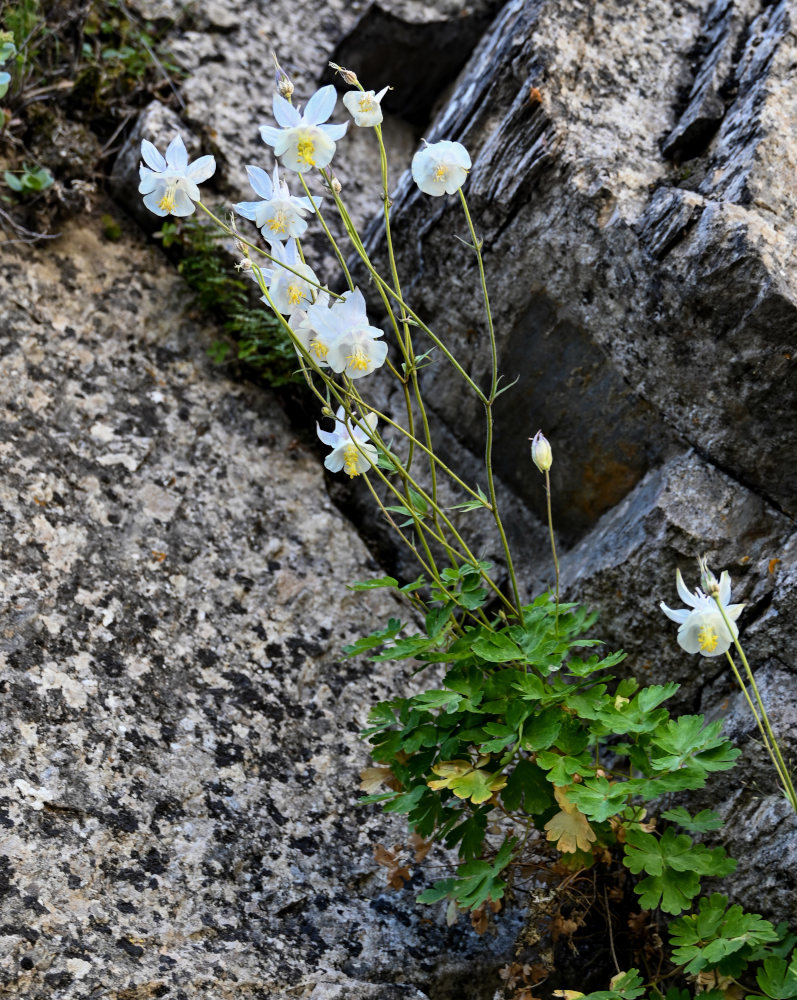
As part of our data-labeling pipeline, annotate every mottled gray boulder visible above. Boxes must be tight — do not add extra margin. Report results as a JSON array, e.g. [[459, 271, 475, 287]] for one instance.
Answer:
[[0, 212, 521, 998]]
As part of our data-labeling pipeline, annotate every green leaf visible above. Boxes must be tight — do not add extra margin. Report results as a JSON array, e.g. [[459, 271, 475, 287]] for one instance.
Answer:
[[520, 708, 562, 751], [4, 170, 22, 191], [342, 618, 402, 656], [348, 576, 399, 591], [470, 630, 524, 663], [410, 689, 462, 712], [757, 955, 797, 999], [661, 807, 723, 833], [568, 777, 630, 823], [501, 759, 554, 815]]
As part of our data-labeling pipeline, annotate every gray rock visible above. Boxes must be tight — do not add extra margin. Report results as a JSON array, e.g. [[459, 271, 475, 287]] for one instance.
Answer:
[[0, 211, 521, 998]]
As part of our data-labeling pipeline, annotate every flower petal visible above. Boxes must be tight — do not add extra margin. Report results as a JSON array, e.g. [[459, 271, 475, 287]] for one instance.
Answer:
[[320, 121, 348, 142], [172, 187, 196, 216], [304, 84, 337, 125], [660, 602, 689, 624], [259, 124, 283, 148], [138, 167, 159, 195], [141, 139, 166, 172], [676, 568, 699, 608], [273, 92, 301, 128], [165, 134, 188, 170], [246, 164, 273, 200], [187, 154, 216, 183], [718, 570, 732, 606], [234, 200, 260, 221], [143, 190, 169, 216]]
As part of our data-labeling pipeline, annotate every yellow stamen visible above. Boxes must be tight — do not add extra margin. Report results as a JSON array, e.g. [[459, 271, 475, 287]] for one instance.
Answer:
[[346, 347, 371, 373], [698, 626, 719, 652], [158, 181, 177, 213], [359, 96, 376, 112], [310, 339, 328, 360], [288, 284, 304, 306], [343, 443, 360, 477], [434, 164, 447, 181], [296, 136, 316, 166], [267, 210, 288, 234]]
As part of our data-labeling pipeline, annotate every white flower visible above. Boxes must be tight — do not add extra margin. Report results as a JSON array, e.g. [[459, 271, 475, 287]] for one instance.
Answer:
[[317, 406, 378, 477], [289, 290, 332, 365], [234, 163, 321, 241], [411, 139, 471, 196], [257, 239, 320, 315], [138, 135, 216, 217], [660, 566, 744, 657], [304, 288, 387, 379], [259, 85, 348, 173], [342, 86, 389, 127]]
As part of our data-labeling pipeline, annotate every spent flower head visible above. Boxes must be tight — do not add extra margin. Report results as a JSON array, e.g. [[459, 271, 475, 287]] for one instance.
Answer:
[[272, 52, 294, 100], [317, 406, 378, 477], [259, 84, 348, 173], [234, 163, 321, 241], [343, 86, 390, 127], [661, 565, 744, 657], [138, 135, 216, 217], [412, 139, 471, 196]]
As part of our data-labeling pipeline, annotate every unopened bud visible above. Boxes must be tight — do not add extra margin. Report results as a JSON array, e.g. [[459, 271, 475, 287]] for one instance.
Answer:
[[330, 175, 342, 194], [530, 430, 552, 473], [698, 555, 720, 597], [272, 52, 294, 100], [329, 62, 359, 87]]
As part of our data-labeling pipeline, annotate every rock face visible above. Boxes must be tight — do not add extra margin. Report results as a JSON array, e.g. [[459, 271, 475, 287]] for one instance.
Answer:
[[0, 215, 521, 998]]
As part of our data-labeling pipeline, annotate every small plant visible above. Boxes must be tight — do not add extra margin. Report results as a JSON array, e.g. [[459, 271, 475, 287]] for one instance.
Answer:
[[3, 162, 54, 194]]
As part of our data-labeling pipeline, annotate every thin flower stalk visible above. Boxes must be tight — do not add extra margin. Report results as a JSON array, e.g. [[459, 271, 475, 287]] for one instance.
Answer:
[[297, 173, 354, 290], [545, 468, 560, 633], [713, 596, 797, 813], [459, 188, 523, 619]]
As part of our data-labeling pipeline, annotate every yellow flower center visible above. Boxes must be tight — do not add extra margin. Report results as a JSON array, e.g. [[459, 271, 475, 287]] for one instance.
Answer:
[[158, 181, 177, 213], [359, 95, 376, 112], [296, 135, 316, 166], [288, 283, 304, 306], [346, 346, 371, 373], [267, 209, 289, 234], [343, 443, 360, 477], [698, 626, 719, 652], [310, 339, 328, 360], [434, 163, 447, 182]]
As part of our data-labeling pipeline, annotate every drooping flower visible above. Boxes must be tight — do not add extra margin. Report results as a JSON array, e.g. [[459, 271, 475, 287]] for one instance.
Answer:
[[411, 139, 471, 196], [317, 406, 378, 477], [234, 163, 321, 241], [342, 86, 389, 127], [303, 288, 387, 379], [660, 565, 744, 657], [259, 85, 348, 173], [256, 239, 319, 315], [138, 135, 216, 217]]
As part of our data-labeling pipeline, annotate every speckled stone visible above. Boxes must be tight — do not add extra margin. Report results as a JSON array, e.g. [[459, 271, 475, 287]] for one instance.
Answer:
[[0, 212, 521, 998]]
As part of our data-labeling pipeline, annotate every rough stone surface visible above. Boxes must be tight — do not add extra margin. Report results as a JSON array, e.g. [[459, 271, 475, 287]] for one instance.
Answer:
[[0, 213, 522, 998], [366, 0, 797, 529]]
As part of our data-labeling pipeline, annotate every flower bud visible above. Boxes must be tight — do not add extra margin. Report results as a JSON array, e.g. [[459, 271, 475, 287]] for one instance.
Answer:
[[698, 555, 720, 597], [530, 430, 552, 473], [330, 175, 342, 194], [329, 62, 359, 87], [272, 52, 294, 100]]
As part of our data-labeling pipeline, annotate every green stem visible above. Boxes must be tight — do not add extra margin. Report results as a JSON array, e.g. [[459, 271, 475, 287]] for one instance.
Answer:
[[458, 188, 523, 619], [714, 598, 797, 813], [297, 174, 354, 290], [544, 468, 560, 633]]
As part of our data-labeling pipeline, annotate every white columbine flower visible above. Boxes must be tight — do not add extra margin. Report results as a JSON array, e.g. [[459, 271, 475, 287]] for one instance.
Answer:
[[660, 566, 744, 657], [304, 288, 387, 379], [234, 163, 321, 241], [257, 239, 319, 315], [289, 290, 332, 365], [411, 139, 471, 196], [342, 86, 389, 127], [317, 407, 378, 477], [259, 85, 348, 173], [138, 135, 216, 217]]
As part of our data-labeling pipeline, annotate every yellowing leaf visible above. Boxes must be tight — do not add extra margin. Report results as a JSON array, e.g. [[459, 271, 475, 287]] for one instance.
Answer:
[[428, 759, 507, 803], [544, 785, 597, 853], [360, 766, 398, 793]]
